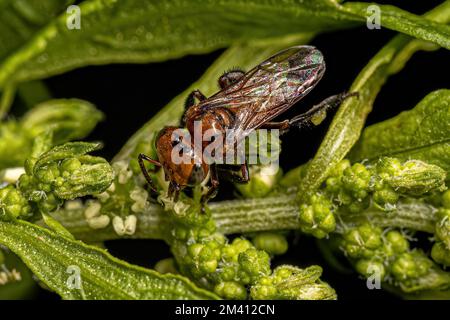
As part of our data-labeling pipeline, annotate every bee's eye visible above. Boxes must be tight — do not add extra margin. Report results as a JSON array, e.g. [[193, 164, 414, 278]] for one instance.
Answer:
[[171, 139, 180, 147]]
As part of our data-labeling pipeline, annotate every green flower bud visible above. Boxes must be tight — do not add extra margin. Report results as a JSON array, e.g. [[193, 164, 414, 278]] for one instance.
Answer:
[[238, 248, 271, 283], [391, 251, 433, 280], [377, 158, 446, 196], [0, 185, 33, 220], [250, 283, 278, 300], [60, 158, 82, 173], [35, 163, 60, 184], [252, 232, 288, 255], [431, 242, 450, 267], [342, 163, 371, 199], [219, 265, 237, 282], [199, 246, 215, 262], [154, 258, 178, 275], [237, 269, 252, 285], [325, 176, 341, 194], [329, 160, 351, 177], [373, 185, 399, 209], [38, 193, 62, 213], [172, 225, 189, 241], [442, 190, 450, 209], [214, 281, 247, 300], [200, 259, 218, 274], [345, 197, 370, 214], [187, 243, 204, 259], [435, 209, 450, 248], [355, 259, 386, 279], [342, 223, 383, 259], [385, 230, 409, 254], [269, 265, 336, 300], [298, 193, 335, 238], [231, 238, 252, 254]]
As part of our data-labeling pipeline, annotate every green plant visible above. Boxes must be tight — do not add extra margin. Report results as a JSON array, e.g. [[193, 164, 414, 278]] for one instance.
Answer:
[[0, 0, 449, 300]]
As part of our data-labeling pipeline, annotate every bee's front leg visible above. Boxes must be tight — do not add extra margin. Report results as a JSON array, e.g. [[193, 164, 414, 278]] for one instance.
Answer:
[[168, 182, 181, 202], [138, 153, 161, 193]]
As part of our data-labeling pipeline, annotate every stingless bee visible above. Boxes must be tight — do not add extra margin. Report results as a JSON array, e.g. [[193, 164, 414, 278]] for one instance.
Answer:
[[138, 46, 357, 202]]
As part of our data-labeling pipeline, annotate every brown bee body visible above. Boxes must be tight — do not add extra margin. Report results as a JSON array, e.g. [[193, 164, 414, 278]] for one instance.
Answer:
[[139, 46, 357, 203]]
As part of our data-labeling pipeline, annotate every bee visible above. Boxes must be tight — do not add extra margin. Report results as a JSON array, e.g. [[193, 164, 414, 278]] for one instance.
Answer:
[[139, 46, 357, 202]]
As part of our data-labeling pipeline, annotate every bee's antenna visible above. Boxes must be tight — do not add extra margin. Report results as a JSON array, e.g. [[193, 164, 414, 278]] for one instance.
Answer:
[[138, 153, 161, 192]]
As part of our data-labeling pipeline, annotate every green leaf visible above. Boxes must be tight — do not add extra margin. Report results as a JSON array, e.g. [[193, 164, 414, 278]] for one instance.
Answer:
[[16, 80, 53, 110], [349, 90, 450, 177], [0, 100, 103, 170], [0, 220, 218, 299], [41, 212, 75, 239], [33, 141, 102, 173], [0, 0, 360, 89], [0, 0, 74, 60], [341, 2, 450, 50], [297, 3, 450, 202], [21, 99, 104, 144], [1, 0, 450, 93]]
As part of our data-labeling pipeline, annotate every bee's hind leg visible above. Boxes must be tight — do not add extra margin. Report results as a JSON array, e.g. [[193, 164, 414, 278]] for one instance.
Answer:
[[288, 92, 359, 130], [261, 92, 358, 134], [181, 89, 207, 125], [185, 90, 207, 109]]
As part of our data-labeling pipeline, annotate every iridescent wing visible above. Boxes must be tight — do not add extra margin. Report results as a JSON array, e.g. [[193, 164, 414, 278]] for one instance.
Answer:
[[198, 46, 326, 137]]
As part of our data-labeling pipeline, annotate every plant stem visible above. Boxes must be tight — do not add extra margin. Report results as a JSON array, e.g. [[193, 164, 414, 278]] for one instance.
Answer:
[[52, 196, 437, 241], [210, 194, 300, 234]]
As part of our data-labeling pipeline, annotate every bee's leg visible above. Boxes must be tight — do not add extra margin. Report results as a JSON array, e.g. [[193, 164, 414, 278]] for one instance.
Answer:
[[239, 163, 250, 183], [201, 165, 220, 208], [182, 89, 208, 125], [168, 182, 181, 202], [260, 120, 290, 130], [218, 69, 245, 89], [261, 93, 359, 133], [288, 92, 359, 130], [184, 90, 207, 110], [138, 153, 161, 192]]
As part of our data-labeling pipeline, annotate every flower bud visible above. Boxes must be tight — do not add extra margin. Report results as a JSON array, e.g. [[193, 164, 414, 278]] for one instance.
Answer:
[[377, 158, 446, 196], [252, 232, 288, 255]]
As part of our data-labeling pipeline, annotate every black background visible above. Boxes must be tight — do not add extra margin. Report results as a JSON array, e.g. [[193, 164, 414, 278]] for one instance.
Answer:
[[26, 0, 450, 299]]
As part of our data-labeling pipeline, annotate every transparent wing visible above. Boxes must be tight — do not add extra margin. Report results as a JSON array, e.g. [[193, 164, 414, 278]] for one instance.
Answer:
[[198, 46, 326, 137]]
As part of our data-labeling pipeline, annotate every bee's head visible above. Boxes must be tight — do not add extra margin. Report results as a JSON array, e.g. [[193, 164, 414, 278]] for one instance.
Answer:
[[155, 126, 208, 187]]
